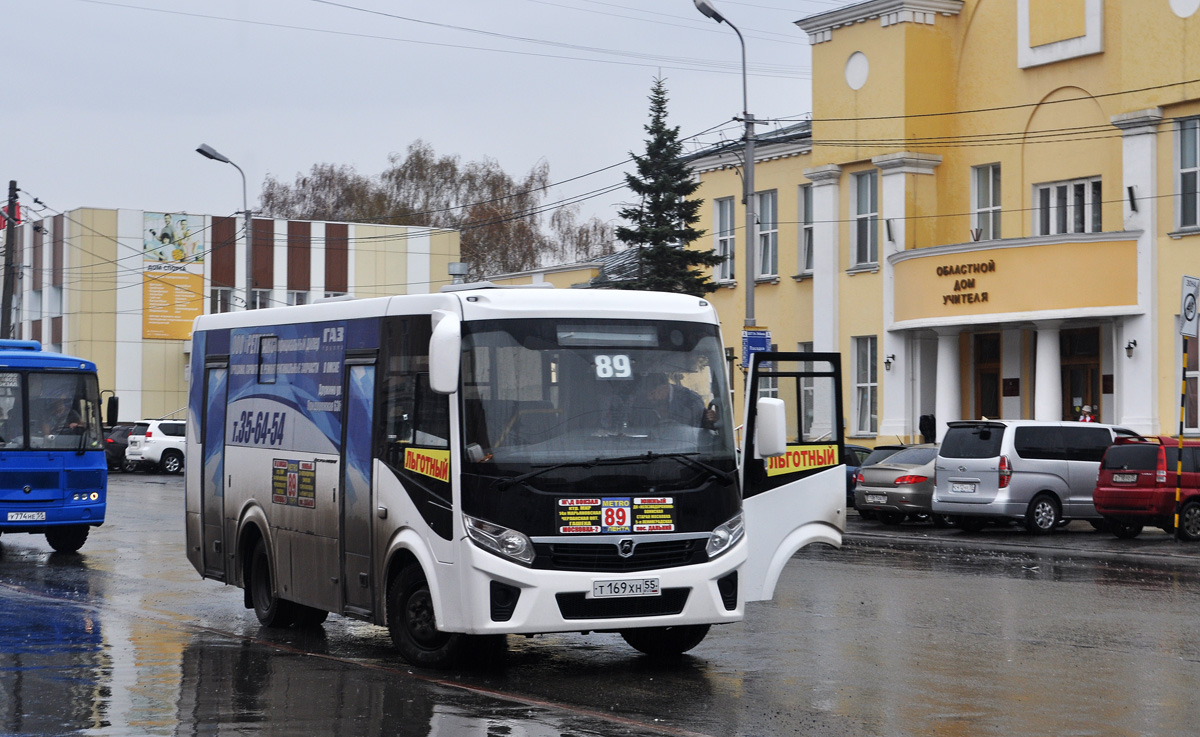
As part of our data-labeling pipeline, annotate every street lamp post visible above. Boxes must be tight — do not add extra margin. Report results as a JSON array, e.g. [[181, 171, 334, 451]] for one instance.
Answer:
[[694, 0, 756, 329], [196, 144, 253, 311]]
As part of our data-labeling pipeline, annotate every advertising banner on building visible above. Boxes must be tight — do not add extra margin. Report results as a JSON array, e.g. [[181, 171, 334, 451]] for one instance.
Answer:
[[143, 212, 205, 340]]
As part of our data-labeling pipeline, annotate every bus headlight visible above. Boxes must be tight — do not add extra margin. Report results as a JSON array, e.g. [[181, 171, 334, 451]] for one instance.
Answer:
[[706, 511, 745, 559], [463, 514, 535, 565]]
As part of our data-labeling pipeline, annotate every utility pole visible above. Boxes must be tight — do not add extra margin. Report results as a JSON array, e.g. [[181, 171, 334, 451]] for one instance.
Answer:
[[1, 181, 18, 339]]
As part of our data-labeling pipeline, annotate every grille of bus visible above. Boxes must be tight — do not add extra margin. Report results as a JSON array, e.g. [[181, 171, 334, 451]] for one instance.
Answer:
[[555, 588, 690, 619], [533, 539, 703, 572], [0, 472, 61, 491]]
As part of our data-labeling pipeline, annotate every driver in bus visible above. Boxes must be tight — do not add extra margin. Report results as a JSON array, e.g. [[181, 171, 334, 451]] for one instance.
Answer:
[[42, 397, 83, 436], [636, 373, 717, 429]]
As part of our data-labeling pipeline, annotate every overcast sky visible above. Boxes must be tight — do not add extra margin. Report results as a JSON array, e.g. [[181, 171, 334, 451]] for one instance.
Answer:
[[9, 0, 851, 231]]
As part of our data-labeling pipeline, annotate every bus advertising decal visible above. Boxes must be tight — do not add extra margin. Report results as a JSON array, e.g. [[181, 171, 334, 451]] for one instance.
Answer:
[[404, 448, 450, 483], [765, 444, 840, 477], [227, 322, 351, 454], [556, 497, 676, 533], [271, 459, 317, 508]]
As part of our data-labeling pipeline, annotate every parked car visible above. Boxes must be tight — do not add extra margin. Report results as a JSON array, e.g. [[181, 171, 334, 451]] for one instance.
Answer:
[[125, 419, 186, 474], [104, 423, 137, 473], [848, 444, 910, 519], [845, 444, 872, 508], [1094, 436, 1200, 540], [854, 445, 951, 526], [932, 420, 1141, 534]]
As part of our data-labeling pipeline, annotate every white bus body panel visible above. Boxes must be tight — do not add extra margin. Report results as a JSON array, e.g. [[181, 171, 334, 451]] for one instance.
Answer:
[[741, 464, 844, 602]]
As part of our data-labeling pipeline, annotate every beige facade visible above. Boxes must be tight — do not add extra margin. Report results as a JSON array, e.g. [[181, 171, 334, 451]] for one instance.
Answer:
[[11, 208, 459, 422]]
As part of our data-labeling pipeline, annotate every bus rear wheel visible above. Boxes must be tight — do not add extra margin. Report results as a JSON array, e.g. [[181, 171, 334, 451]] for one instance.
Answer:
[[46, 525, 89, 553], [620, 624, 711, 658], [387, 565, 474, 668], [249, 539, 296, 627]]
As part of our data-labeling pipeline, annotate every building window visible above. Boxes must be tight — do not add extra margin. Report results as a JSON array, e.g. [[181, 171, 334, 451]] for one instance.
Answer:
[[756, 190, 778, 278], [287, 291, 309, 306], [715, 197, 735, 282], [853, 171, 878, 266], [799, 340, 814, 438], [1180, 118, 1200, 229], [250, 289, 272, 310], [324, 291, 347, 299], [799, 184, 814, 273], [759, 343, 779, 398], [210, 287, 232, 314], [973, 164, 1001, 241], [1035, 177, 1102, 235], [852, 335, 877, 434]]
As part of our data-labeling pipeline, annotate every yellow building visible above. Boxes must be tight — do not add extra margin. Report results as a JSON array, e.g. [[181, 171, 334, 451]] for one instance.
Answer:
[[690, 0, 1200, 443], [10, 208, 459, 422]]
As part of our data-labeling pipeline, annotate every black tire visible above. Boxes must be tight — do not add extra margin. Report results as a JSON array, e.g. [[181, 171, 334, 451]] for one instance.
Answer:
[[387, 564, 472, 668], [292, 604, 330, 628], [122, 457, 139, 473], [45, 525, 89, 553], [1024, 494, 1061, 535], [957, 516, 988, 533], [249, 539, 296, 627], [620, 624, 711, 658], [1179, 501, 1200, 541], [877, 511, 906, 526], [160, 450, 184, 475], [1111, 521, 1144, 539], [931, 513, 955, 529]]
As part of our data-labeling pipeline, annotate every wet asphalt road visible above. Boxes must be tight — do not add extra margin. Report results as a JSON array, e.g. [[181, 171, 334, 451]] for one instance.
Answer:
[[4, 474, 1200, 736]]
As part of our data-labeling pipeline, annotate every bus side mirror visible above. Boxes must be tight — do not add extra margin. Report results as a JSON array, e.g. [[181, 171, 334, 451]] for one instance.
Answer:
[[105, 396, 119, 426], [429, 311, 462, 395], [755, 397, 787, 458]]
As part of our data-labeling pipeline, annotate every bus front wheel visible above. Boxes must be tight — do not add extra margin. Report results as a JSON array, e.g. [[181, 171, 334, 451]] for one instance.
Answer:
[[387, 565, 472, 668], [249, 539, 296, 627], [620, 624, 711, 658], [46, 525, 88, 553]]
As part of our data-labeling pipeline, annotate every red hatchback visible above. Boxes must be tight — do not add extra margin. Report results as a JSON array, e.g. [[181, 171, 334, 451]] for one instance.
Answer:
[[1094, 436, 1200, 540]]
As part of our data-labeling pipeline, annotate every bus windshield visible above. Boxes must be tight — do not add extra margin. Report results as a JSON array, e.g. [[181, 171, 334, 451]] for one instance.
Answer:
[[0, 371, 103, 450], [460, 318, 735, 467]]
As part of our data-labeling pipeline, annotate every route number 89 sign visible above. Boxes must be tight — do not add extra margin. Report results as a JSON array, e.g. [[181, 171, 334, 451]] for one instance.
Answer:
[[595, 354, 632, 379]]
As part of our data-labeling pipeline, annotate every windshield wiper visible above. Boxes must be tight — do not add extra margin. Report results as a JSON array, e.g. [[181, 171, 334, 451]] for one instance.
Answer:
[[494, 451, 733, 489]]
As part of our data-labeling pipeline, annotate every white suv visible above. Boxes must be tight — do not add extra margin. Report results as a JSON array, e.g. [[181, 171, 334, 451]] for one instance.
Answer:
[[126, 419, 186, 474]]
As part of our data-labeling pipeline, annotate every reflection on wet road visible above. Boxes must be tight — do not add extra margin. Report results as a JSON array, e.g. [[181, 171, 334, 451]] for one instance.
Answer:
[[3, 475, 1200, 735]]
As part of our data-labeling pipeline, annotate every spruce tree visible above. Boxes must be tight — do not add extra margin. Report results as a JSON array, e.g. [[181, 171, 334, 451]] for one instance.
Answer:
[[613, 78, 722, 296]]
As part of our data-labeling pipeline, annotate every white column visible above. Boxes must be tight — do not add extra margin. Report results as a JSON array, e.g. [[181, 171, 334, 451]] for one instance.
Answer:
[[934, 328, 961, 441], [1112, 108, 1162, 434], [1034, 320, 1062, 421], [273, 218, 288, 307], [803, 164, 841, 353], [875, 153, 940, 439]]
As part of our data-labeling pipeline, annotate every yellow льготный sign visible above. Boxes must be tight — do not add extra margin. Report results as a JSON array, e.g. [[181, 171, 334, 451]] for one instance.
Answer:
[[404, 448, 450, 482], [766, 444, 840, 477]]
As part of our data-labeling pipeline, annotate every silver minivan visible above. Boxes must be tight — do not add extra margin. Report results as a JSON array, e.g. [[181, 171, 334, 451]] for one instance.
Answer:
[[932, 420, 1141, 534]]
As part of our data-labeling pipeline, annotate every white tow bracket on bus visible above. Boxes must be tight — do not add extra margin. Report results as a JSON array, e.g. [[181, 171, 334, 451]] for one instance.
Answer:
[[754, 397, 787, 458], [429, 310, 462, 394]]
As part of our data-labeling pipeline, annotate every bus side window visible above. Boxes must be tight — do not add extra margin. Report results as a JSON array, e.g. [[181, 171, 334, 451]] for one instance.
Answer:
[[383, 371, 449, 469]]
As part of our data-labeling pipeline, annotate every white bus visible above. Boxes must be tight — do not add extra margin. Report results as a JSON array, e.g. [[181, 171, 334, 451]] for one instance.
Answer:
[[185, 284, 845, 666]]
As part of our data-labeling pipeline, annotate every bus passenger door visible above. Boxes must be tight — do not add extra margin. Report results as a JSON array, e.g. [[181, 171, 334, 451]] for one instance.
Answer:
[[740, 352, 846, 602], [202, 364, 228, 580], [341, 360, 376, 616]]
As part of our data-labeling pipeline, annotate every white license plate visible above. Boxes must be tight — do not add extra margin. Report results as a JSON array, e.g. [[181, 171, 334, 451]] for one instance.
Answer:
[[7, 511, 45, 521], [589, 577, 661, 599], [951, 482, 977, 493], [1112, 473, 1138, 483], [865, 494, 887, 504]]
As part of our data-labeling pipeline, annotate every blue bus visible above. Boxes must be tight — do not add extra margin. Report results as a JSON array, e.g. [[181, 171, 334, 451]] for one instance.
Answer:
[[0, 340, 107, 553]]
